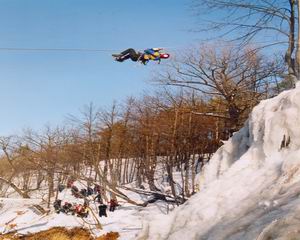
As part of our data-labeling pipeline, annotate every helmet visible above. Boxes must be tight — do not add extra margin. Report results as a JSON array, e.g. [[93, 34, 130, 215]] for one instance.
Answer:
[[160, 53, 170, 59]]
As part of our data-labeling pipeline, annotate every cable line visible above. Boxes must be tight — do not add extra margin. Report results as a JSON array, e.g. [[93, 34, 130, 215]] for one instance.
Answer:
[[0, 47, 119, 52], [0, 41, 286, 53]]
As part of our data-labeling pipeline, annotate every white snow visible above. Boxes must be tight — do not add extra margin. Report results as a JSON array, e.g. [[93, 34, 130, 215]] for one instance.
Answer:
[[0, 187, 173, 239], [138, 87, 300, 239]]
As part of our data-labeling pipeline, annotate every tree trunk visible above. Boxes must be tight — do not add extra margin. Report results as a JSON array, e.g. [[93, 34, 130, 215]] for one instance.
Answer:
[[191, 154, 196, 194], [166, 161, 177, 203], [0, 177, 30, 198], [296, 0, 300, 79], [286, 0, 297, 83], [47, 170, 55, 208]]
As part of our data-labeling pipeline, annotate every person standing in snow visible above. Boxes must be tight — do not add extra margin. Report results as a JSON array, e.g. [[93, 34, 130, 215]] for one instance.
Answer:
[[98, 203, 108, 217], [94, 193, 103, 204], [109, 198, 118, 212]]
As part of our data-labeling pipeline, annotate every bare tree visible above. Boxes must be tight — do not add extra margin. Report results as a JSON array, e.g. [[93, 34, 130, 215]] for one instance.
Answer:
[[0, 136, 30, 198], [158, 45, 283, 131], [192, 0, 299, 82]]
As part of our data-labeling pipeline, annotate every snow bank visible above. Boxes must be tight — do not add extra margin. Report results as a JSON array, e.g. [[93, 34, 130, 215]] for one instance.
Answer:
[[138, 87, 300, 240]]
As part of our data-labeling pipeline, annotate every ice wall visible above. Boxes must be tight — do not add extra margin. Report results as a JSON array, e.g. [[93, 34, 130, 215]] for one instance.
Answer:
[[138, 87, 300, 240]]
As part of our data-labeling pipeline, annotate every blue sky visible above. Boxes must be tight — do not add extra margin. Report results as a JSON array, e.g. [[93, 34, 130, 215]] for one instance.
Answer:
[[0, 0, 199, 135]]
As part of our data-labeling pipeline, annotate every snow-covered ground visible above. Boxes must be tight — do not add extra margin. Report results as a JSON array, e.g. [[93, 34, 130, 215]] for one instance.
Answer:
[[138, 86, 300, 239], [0, 158, 183, 239], [0, 185, 175, 239]]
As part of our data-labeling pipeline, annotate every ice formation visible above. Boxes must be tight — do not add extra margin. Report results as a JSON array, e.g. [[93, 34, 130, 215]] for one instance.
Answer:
[[138, 87, 300, 240]]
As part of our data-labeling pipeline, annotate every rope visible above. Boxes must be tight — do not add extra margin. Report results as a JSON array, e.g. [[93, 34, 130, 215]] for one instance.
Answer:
[[0, 40, 287, 53], [0, 47, 120, 52]]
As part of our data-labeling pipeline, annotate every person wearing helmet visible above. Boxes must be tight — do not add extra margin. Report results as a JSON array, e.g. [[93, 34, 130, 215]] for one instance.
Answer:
[[141, 48, 170, 65], [113, 48, 170, 64]]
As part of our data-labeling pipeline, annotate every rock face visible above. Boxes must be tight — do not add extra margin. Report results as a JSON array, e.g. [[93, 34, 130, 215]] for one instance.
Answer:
[[138, 87, 300, 240]]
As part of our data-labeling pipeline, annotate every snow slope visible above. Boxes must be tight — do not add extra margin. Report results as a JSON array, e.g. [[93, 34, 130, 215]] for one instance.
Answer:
[[138, 86, 300, 240]]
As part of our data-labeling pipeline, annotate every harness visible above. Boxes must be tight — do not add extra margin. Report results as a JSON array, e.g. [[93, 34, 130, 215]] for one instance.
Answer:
[[139, 48, 162, 64]]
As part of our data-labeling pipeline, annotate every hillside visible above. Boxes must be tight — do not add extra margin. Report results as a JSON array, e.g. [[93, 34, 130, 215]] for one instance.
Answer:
[[138, 86, 300, 239]]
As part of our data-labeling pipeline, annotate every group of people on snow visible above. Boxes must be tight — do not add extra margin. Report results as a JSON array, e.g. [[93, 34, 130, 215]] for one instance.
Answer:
[[54, 179, 119, 219], [53, 199, 89, 218]]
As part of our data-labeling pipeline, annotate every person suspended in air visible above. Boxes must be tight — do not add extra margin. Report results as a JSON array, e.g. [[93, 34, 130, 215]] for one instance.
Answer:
[[112, 48, 170, 65]]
